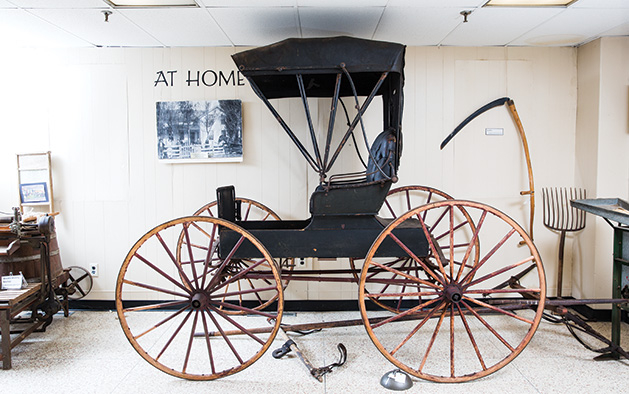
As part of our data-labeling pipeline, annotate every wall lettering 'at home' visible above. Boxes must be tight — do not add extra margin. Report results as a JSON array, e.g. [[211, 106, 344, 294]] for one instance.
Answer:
[[154, 70, 246, 87]]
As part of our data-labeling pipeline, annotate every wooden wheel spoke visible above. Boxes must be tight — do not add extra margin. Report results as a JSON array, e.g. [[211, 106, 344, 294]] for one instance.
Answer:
[[372, 297, 444, 330], [200, 310, 216, 374], [366, 257, 406, 281], [183, 224, 201, 288], [209, 305, 266, 345], [465, 257, 536, 289], [366, 290, 440, 299], [242, 202, 253, 221], [386, 232, 445, 286], [190, 221, 215, 240], [211, 300, 278, 319], [182, 311, 200, 373], [211, 258, 269, 293], [156, 232, 194, 290], [245, 277, 265, 305], [423, 205, 449, 233], [450, 304, 455, 377], [461, 228, 517, 285], [156, 310, 194, 361], [463, 296, 534, 325], [390, 300, 445, 356], [134, 305, 188, 340], [416, 211, 450, 283], [205, 235, 245, 291], [200, 226, 219, 289], [384, 199, 396, 217], [455, 211, 486, 282], [210, 285, 278, 300], [122, 279, 189, 298], [124, 300, 188, 313], [455, 303, 486, 371], [205, 308, 244, 364], [461, 300, 515, 352], [418, 306, 447, 372], [369, 258, 412, 300], [433, 219, 469, 243], [133, 252, 191, 294], [368, 259, 440, 290], [465, 288, 541, 295]]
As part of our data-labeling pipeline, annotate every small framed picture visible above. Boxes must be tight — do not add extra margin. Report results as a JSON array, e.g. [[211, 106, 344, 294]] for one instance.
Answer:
[[20, 182, 49, 204]]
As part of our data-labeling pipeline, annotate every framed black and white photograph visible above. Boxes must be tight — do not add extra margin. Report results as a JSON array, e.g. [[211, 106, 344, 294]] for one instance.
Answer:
[[20, 182, 49, 204], [156, 100, 243, 163]]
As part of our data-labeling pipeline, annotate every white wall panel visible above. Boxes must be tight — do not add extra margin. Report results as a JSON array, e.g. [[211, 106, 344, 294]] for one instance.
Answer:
[[0, 44, 581, 300]]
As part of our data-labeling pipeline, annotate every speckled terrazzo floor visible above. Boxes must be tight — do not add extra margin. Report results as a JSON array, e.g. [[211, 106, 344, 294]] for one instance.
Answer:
[[1, 310, 627, 393]]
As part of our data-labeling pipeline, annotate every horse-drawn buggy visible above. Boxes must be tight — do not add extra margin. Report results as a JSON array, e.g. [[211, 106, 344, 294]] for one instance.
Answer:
[[115, 37, 624, 384]]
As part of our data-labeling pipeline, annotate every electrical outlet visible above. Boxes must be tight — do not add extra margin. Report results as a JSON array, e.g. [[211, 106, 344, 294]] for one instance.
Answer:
[[90, 264, 99, 277]]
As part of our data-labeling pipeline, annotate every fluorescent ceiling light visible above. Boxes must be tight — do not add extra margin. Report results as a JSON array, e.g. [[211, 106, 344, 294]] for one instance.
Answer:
[[104, 0, 199, 7], [484, 0, 578, 6]]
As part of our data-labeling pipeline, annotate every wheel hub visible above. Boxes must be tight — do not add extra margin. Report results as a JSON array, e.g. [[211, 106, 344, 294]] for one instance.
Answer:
[[443, 283, 463, 303], [190, 292, 210, 310]]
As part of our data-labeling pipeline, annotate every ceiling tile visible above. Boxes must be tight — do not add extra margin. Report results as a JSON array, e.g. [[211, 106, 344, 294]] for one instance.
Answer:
[[600, 21, 629, 36], [298, 6, 384, 38], [441, 7, 564, 46], [28, 8, 163, 46], [0, 9, 91, 47], [0, 0, 16, 7], [199, 0, 295, 6], [513, 7, 629, 46], [209, 7, 299, 46], [374, 7, 463, 46], [387, 0, 486, 6], [297, 0, 387, 6], [118, 8, 230, 46], [8, 0, 107, 8], [572, 0, 629, 8]]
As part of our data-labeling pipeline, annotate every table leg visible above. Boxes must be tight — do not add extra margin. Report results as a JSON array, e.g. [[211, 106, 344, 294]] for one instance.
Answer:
[[1, 308, 11, 370]]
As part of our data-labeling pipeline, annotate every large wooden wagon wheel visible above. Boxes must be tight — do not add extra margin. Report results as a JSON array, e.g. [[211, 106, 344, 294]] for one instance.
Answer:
[[179, 198, 293, 314], [116, 216, 284, 380], [359, 200, 546, 382], [350, 186, 479, 313]]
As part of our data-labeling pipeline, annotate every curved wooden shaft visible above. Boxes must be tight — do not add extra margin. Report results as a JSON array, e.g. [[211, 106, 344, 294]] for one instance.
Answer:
[[507, 99, 535, 241]]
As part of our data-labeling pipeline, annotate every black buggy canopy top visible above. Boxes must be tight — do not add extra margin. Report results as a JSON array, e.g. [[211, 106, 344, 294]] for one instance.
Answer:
[[232, 36, 405, 99], [232, 36, 405, 184]]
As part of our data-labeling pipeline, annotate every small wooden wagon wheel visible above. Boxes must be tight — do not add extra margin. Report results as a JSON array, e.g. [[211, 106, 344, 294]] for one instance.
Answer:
[[179, 198, 293, 314], [116, 216, 284, 380], [359, 200, 546, 382], [350, 186, 479, 313]]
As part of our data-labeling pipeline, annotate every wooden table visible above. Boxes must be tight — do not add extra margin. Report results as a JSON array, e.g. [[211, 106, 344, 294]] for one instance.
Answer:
[[0, 283, 44, 369], [0, 270, 70, 370]]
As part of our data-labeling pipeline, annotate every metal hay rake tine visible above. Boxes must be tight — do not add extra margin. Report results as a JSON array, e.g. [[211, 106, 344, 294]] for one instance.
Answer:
[[541, 187, 587, 298], [542, 187, 587, 232]]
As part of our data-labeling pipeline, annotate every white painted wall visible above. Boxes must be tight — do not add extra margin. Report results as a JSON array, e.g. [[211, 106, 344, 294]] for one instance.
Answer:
[[0, 44, 584, 301], [574, 37, 629, 303]]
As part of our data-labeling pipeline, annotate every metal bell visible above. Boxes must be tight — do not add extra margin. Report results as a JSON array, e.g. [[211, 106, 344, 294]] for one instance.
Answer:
[[380, 369, 413, 391]]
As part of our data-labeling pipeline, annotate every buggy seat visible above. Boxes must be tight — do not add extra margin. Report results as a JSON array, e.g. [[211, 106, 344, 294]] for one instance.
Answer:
[[309, 128, 397, 216]]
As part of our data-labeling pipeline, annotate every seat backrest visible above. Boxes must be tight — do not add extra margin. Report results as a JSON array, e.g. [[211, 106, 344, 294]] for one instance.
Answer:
[[366, 128, 396, 182], [216, 185, 239, 222]]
